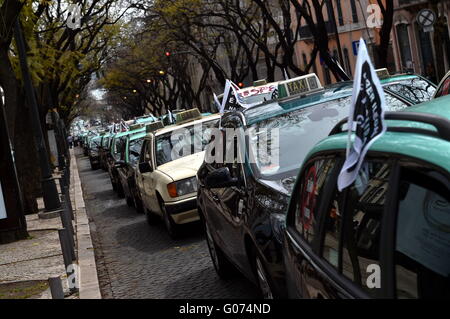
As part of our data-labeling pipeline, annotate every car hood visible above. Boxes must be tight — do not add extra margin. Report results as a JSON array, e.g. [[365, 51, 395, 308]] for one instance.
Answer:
[[157, 151, 205, 181]]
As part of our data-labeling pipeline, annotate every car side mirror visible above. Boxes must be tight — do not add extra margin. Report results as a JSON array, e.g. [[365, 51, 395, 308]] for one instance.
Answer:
[[139, 161, 153, 173], [114, 160, 126, 168], [205, 167, 239, 189]]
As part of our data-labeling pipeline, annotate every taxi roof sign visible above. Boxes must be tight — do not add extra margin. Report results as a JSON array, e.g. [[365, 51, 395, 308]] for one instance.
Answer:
[[253, 79, 267, 86], [129, 123, 145, 131], [375, 68, 390, 79], [145, 121, 164, 133], [175, 108, 202, 124], [277, 74, 323, 99]]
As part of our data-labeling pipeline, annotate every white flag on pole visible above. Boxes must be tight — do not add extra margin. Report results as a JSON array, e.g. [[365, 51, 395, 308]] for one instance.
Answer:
[[337, 38, 387, 191]]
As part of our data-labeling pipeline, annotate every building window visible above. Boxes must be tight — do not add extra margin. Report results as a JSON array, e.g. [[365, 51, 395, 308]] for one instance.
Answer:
[[333, 49, 339, 62], [396, 24, 413, 71], [323, 65, 332, 85], [350, 0, 358, 23], [311, 52, 318, 74], [336, 0, 344, 26], [343, 48, 352, 76], [302, 53, 308, 68]]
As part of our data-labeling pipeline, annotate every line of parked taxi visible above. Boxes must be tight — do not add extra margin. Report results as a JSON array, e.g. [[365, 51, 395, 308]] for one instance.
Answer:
[[79, 69, 449, 299]]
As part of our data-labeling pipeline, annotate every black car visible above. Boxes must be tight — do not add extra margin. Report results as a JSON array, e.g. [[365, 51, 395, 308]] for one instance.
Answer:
[[197, 77, 421, 298], [116, 129, 146, 212], [88, 136, 102, 170], [99, 133, 112, 171], [106, 130, 131, 197]]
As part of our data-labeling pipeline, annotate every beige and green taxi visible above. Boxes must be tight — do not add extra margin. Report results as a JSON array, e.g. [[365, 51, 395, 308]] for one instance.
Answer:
[[136, 109, 220, 238]]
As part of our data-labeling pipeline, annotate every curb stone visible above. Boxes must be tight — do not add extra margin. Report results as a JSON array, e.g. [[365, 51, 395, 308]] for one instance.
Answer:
[[70, 149, 102, 299]]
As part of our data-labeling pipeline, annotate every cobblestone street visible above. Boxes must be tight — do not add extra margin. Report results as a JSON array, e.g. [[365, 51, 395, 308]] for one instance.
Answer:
[[76, 149, 259, 299]]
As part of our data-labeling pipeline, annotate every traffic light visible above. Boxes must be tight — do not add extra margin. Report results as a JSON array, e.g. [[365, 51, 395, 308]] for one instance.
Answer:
[[238, 82, 244, 88], [165, 51, 171, 57]]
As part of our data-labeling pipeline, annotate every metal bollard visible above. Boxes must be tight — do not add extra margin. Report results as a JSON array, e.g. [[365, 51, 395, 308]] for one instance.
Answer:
[[63, 185, 74, 221], [58, 175, 66, 191], [58, 228, 72, 270], [48, 277, 65, 299], [59, 208, 76, 261]]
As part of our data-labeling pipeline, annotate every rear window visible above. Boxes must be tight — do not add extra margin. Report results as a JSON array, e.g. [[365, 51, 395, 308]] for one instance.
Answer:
[[383, 77, 436, 103]]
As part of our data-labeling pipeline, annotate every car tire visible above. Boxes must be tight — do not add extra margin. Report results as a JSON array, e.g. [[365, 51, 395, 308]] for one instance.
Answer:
[[117, 182, 125, 198], [254, 254, 274, 299], [204, 219, 234, 279], [110, 177, 117, 192], [134, 194, 144, 214], [145, 208, 159, 225], [126, 196, 134, 207], [161, 200, 180, 239]]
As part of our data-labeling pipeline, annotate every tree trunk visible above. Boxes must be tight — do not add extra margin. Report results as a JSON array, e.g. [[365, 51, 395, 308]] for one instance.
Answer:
[[0, 75, 28, 244], [14, 93, 41, 214], [375, 0, 394, 68], [0, 47, 19, 141]]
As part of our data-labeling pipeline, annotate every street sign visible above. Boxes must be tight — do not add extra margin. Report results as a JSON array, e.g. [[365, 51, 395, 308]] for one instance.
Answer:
[[352, 40, 367, 56], [0, 182, 6, 219], [417, 9, 436, 33]]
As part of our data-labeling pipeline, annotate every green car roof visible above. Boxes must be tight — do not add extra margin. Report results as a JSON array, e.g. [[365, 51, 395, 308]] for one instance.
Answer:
[[244, 82, 354, 125], [308, 94, 450, 172], [244, 74, 433, 126], [379, 74, 419, 84], [129, 130, 147, 141]]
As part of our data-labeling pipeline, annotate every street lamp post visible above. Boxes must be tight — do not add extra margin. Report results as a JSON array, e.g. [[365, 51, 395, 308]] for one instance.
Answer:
[[14, 19, 61, 212]]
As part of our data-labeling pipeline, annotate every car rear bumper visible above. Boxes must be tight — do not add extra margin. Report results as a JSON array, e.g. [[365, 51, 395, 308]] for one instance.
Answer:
[[165, 197, 198, 224], [89, 156, 100, 164]]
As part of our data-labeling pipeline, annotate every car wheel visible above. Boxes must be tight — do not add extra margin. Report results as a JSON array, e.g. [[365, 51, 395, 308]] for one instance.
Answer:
[[145, 208, 159, 225], [204, 220, 234, 279], [126, 196, 134, 207], [110, 177, 117, 192], [134, 194, 144, 214], [117, 182, 125, 198], [161, 201, 179, 239], [255, 255, 274, 299]]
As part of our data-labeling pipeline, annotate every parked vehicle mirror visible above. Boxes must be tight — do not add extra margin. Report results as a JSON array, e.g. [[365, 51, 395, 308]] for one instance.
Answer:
[[138, 161, 153, 173], [114, 160, 126, 168], [205, 167, 238, 189]]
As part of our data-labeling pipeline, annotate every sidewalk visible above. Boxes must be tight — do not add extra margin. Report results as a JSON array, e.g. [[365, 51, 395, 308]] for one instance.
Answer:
[[0, 148, 101, 299]]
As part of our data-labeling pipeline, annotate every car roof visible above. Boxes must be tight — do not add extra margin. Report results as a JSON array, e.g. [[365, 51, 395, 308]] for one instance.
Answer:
[[241, 81, 354, 125], [308, 94, 450, 172], [129, 130, 147, 141], [379, 74, 422, 85], [236, 74, 429, 126], [152, 114, 221, 137]]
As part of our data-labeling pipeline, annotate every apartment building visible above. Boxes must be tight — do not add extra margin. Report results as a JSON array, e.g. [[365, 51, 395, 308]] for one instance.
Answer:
[[291, 0, 392, 85], [391, 0, 450, 84]]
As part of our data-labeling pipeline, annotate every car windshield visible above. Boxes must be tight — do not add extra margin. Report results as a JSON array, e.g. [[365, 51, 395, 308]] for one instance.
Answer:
[[155, 119, 218, 166], [114, 138, 125, 160], [129, 139, 143, 166], [248, 96, 352, 180], [102, 137, 109, 147], [383, 77, 436, 103], [90, 139, 101, 150]]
